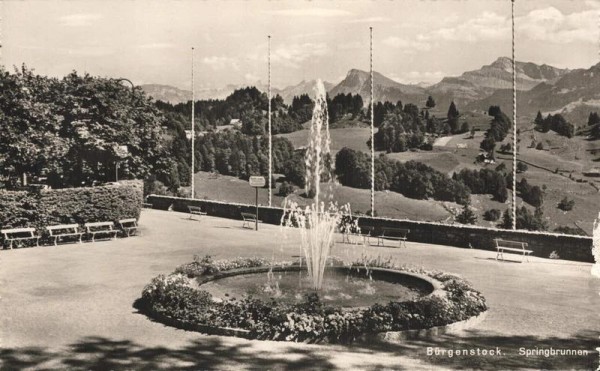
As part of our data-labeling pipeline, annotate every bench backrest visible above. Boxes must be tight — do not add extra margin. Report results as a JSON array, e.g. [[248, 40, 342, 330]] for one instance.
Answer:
[[84, 222, 115, 231], [188, 206, 203, 212], [241, 212, 256, 219], [1, 227, 36, 237], [119, 218, 137, 224], [46, 224, 79, 234], [494, 239, 527, 249], [383, 227, 409, 235], [46, 224, 79, 231]]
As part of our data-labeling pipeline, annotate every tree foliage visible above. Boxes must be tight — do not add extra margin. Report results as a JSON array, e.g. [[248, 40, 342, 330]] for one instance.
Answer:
[[0, 65, 174, 188], [335, 147, 471, 204]]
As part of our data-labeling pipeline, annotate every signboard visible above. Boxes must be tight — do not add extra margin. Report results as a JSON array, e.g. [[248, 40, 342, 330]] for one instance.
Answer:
[[249, 176, 266, 187]]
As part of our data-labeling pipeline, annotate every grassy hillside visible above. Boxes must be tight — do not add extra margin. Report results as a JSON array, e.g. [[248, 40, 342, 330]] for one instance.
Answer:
[[190, 171, 453, 222], [278, 127, 371, 153]]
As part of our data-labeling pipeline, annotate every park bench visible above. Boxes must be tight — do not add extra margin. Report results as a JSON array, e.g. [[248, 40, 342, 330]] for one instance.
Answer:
[[84, 222, 118, 242], [370, 227, 410, 248], [241, 212, 260, 229], [118, 218, 139, 237], [187, 205, 207, 220], [495, 239, 533, 263], [1, 227, 40, 249], [46, 224, 84, 246]]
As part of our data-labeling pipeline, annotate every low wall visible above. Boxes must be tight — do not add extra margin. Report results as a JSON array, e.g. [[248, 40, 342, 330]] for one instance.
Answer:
[[147, 195, 594, 263]]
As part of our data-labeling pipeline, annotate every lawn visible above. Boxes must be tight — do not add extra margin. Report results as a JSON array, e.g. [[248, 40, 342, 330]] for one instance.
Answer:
[[277, 127, 371, 153]]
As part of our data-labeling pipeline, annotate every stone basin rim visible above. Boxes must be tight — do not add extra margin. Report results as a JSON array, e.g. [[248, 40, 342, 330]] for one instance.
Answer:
[[195, 265, 445, 305]]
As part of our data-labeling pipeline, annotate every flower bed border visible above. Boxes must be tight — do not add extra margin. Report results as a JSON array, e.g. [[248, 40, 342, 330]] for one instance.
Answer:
[[137, 258, 488, 344]]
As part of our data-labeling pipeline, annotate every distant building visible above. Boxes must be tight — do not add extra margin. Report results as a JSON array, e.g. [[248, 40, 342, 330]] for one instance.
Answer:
[[583, 168, 600, 177]]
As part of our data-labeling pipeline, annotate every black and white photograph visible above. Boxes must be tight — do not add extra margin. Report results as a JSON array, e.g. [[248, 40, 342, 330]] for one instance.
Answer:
[[0, 0, 599, 369]]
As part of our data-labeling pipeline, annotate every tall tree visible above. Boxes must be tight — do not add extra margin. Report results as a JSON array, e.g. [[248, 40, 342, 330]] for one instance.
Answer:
[[447, 101, 460, 133], [425, 95, 436, 109]]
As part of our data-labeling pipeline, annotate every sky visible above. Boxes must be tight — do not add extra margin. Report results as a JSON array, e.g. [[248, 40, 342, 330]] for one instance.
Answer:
[[2, 0, 599, 91]]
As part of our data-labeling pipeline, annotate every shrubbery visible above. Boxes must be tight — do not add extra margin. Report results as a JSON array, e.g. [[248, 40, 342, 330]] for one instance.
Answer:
[[483, 208, 501, 221], [554, 226, 586, 236], [557, 196, 575, 211], [452, 168, 508, 202], [278, 181, 295, 197], [138, 256, 487, 344], [335, 147, 470, 205], [517, 179, 544, 207], [0, 181, 142, 229], [499, 206, 548, 231], [456, 204, 477, 224]]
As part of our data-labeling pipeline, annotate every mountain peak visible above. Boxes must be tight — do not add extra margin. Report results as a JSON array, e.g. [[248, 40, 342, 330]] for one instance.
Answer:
[[346, 68, 368, 77]]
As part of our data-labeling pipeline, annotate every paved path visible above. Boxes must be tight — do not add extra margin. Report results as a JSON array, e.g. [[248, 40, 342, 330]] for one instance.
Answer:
[[1, 209, 599, 370]]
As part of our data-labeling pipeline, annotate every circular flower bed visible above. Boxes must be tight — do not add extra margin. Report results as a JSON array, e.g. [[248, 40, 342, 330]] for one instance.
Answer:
[[136, 255, 487, 344]]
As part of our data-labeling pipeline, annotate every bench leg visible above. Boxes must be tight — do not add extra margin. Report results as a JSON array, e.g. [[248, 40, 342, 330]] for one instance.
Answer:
[[54, 237, 58, 246]]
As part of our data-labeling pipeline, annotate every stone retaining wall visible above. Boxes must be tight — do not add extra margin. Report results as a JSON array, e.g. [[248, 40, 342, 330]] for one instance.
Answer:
[[147, 195, 594, 262]]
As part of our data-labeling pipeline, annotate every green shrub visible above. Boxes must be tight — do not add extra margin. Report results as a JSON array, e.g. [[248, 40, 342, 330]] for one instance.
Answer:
[[557, 196, 575, 211], [456, 204, 477, 224], [553, 226, 586, 236], [0, 181, 142, 229], [277, 181, 295, 197], [483, 208, 501, 221]]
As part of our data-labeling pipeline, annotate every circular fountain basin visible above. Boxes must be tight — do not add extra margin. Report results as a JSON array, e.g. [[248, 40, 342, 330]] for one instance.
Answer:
[[199, 266, 436, 308]]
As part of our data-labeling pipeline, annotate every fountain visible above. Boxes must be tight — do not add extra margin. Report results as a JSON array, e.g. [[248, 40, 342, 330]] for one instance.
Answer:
[[282, 80, 344, 291]]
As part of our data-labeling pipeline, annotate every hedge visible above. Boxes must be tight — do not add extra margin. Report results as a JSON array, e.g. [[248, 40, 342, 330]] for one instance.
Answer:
[[0, 181, 142, 229]]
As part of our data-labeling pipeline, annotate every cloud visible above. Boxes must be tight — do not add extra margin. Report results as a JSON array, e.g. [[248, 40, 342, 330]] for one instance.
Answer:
[[202, 56, 240, 71], [423, 11, 510, 43], [67, 46, 114, 57], [269, 43, 329, 68], [389, 71, 445, 84], [345, 16, 390, 24], [517, 7, 599, 43], [137, 43, 174, 50], [244, 73, 260, 83], [417, 7, 599, 45], [58, 13, 102, 27], [382, 36, 431, 52], [263, 8, 351, 17]]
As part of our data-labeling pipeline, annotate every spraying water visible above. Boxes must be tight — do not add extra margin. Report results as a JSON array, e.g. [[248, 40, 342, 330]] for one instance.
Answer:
[[305, 80, 333, 203], [282, 80, 350, 291]]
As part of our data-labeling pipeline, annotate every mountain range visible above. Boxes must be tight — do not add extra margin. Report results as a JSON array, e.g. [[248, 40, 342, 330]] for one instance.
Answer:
[[142, 57, 600, 124]]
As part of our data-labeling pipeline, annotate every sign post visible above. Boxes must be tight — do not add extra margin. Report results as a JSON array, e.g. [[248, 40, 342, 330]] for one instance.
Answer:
[[249, 176, 266, 231]]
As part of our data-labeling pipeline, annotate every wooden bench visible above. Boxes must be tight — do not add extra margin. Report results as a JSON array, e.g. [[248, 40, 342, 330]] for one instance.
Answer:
[[367, 227, 409, 248], [84, 222, 118, 242], [1, 227, 40, 249], [241, 212, 260, 229], [46, 224, 83, 246], [188, 205, 207, 220], [118, 218, 139, 237], [495, 239, 533, 263]]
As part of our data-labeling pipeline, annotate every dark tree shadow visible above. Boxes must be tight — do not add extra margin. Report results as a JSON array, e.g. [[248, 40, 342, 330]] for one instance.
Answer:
[[1, 330, 597, 370], [0, 336, 337, 370]]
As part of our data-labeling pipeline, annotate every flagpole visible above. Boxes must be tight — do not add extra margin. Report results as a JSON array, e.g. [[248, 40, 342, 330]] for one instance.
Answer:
[[511, 0, 517, 229], [191, 47, 195, 199], [268, 35, 272, 207], [370, 27, 375, 217]]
